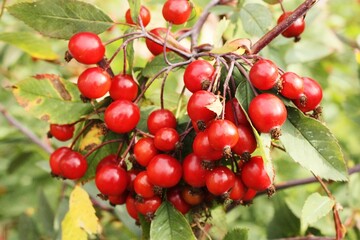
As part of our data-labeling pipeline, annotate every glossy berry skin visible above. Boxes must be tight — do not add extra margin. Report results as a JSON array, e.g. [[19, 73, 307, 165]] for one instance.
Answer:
[[162, 0, 192, 25], [134, 171, 155, 198], [232, 125, 257, 156], [109, 74, 138, 101], [147, 109, 177, 135], [108, 191, 128, 206], [229, 176, 246, 201], [242, 188, 257, 202], [279, 72, 304, 99], [49, 124, 74, 141], [95, 165, 128, 196], [249, 59, 279, 90], [135, 195, 162, 216], [207, 119, 239, 151], [248, 93, 287, 133], [277, 11, 305, 38], [181, 186, 205, 206], [104, 100, 140, 134], [127, 169, 140, 192], [59, 150, 88, 180], [96, 154, 118, 173], [241, 156, 271, 191], [293, 77, 323, 112], [147, 154, 182, 188], [125, 5, 151, 27], [183, 60, 214, 93], [206, 166, 235, 196], [78, 67, 111, 99], [145, 28, 173, 56], [133, 138, 159, 167], [154, 127, 179, 152], [192, 130, 223, 161], [224, 98, 249, 126], [182, 153, 209, 187], [187, 90, 217, 124], [126, 194, 139, 221], [49, 147, 71, 176], [167, 187, 191, 214], [68, 32, 105, 64]]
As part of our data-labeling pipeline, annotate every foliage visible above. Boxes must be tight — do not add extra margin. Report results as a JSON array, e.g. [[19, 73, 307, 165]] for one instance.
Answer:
[[0, 0, 360, 239]]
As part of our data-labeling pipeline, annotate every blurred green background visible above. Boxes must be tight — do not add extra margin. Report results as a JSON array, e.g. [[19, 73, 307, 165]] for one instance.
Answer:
[[1, 0, 360, 239]]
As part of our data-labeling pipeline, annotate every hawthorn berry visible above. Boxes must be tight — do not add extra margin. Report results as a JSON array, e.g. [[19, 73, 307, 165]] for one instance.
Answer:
[[249, 59, 279, 90], [77, 67, 111, 99], [108, 191, 128, 206], [187, 90, 217, 125], [181, 186, 205, 206], [277, 11, 306, 39], [153, 127, 179, 152], [232, 125, 257, 157], [59, 150, 88, 180], [134, 171, 155, 198], [182, 153, 209, 187], [49, 124, 74, 141], [248, 93, 287, 134], [241, 156, 271, 191], [49, 147, 71, 176], [68, 32, 105, 64], [145, 28, 173, 56], [229, 176, 246, 201], [293, 77, 323, 113], [207, 119, 239, 152], [206, 166, 235, 196], [224, 98, 249, 126], [125, 5, 151, 27], [95, 154, 119, 173], [127, 169, 140, 192], [183, 60, 214, 93], [135, 195, 162, 216], [162, 0, 192, 25], [95, 165, 128, 196], [126, 194, 139, 221], [167, 187, 191, 214], [147, 109, 177, 135], [104, 100, 140, 134], [192, 129, 223, 161], [109, 74, 138, 101], [147, 154, 182, 188], [279, 72, 304, 99], [133, 138, 159, 167]]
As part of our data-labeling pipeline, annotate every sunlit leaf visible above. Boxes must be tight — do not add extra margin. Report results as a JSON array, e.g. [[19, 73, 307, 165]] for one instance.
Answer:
[[7, 0, 113, 39], [211, 38, 251, 55], [142, 52, 184, 78], [213, 17, 230, 48], [240, 3, 272, 36], [223, 228, 249, 240], [0, 32, 58, 60], [127, 0, 141, 24]]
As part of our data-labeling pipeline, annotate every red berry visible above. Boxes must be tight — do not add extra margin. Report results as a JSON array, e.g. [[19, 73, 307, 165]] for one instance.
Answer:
[[187, 90, 217, 124], [153, 127, 179, 152], [229, 176, 246, 201], [134, 171, 155, 198], [224, 98, 249, 126], [126, 194, 139, 220], [127, 169, 140, 192], [95, 165, 128, 196], [108, 191, 128, 206], [134, 138, 159, 167], [242, 188, 257, 202], [125, 5, 151, 27], [167, 187, 191, 214], [68, 32, 105, 64], [206, 166, 235, 196], [192, 130, 223, 161], [181, 186, 205, 206], [145, 28, 173, 56], [183, 60, 214, 93], [248, 93, 287, 133], [277, 11, 305, 38], [232, 125, 257, 156], [96, 154, 119, 173], [207, 119, 239, 151], [241, 156, 271, 191], [49, 124, 74, 141], [249, 59, 279, 90], [293, 77, 323, 112], [147, 154, 182, 188], [135, 195, 162, 216], [147, 109, 177, 135], [59, 150, 88, 180], [162, 0, 192, 25], [109, 74, 138, 101], [49, 147, 71, 176], [279, 72, 304, 99], [182, 153, 209, 187], [104, 100, 140, 133], [77, 67, 111, 99]]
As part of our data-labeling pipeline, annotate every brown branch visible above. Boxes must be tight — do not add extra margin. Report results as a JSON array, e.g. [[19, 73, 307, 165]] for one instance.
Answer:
[[250, 0, 320, 54]]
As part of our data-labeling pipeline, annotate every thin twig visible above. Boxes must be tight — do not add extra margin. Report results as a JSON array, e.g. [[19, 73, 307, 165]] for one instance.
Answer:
[[0, 0, 7, 19]]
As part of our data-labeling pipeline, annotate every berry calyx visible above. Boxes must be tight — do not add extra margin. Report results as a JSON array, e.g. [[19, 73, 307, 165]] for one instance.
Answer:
[[249, 59, 279, 91], [68, 32, 105, 64], [162, 0, 192, 25], [77, 67, 111, 99], [125, 5, 151, 27], [49, 124, 74, 141], [183, 60, 214, 93], [109, 74, 138, 101], [293, 77, 323, 113]]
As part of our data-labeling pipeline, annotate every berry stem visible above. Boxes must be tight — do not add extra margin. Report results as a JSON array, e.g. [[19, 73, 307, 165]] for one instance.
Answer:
[[163, 23, 174, 66], [83, 139, 124, 159], [251, 0, 319, 54], [175, 86, 186, 119], [234, 61, 258, 96], [69, 120, 95, 150], [160, 69, 171, 109], [104, 31, 142, 46], [221, 60, 235, 119], [120, 133, 137, 160]]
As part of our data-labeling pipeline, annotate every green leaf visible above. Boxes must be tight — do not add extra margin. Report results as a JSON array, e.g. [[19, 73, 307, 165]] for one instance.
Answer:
[[142, 52, 184, 78], [240, 3, 272, 37], [285, 40, 334, 64], [0, 32, 58, 60], [7, 0, 113, 39], [223, 228, 249, 240], [12, 74, 93, 124], [150, 202, 196, 240], [300, 193, 335, 233], [36, 190, 55, 237], [234, 74, 255, 112], [139, 214, 151, 240], [281, 107, 348, 181], [213, 17, 230, 48], [18, 214, 41, 240], [127, 0, 141, 24]]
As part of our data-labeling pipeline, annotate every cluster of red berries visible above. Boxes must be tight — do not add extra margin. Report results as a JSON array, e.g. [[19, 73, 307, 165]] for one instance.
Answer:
[[47, 1, 323, 222]]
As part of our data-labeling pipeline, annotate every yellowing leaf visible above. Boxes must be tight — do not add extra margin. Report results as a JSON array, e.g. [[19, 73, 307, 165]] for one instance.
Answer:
[[355, 49, 360, 64], [205, 95, 223, 116], [61, 185, 101, 240], [211, 38, 251, 55], [79, 124, 104, 151]]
